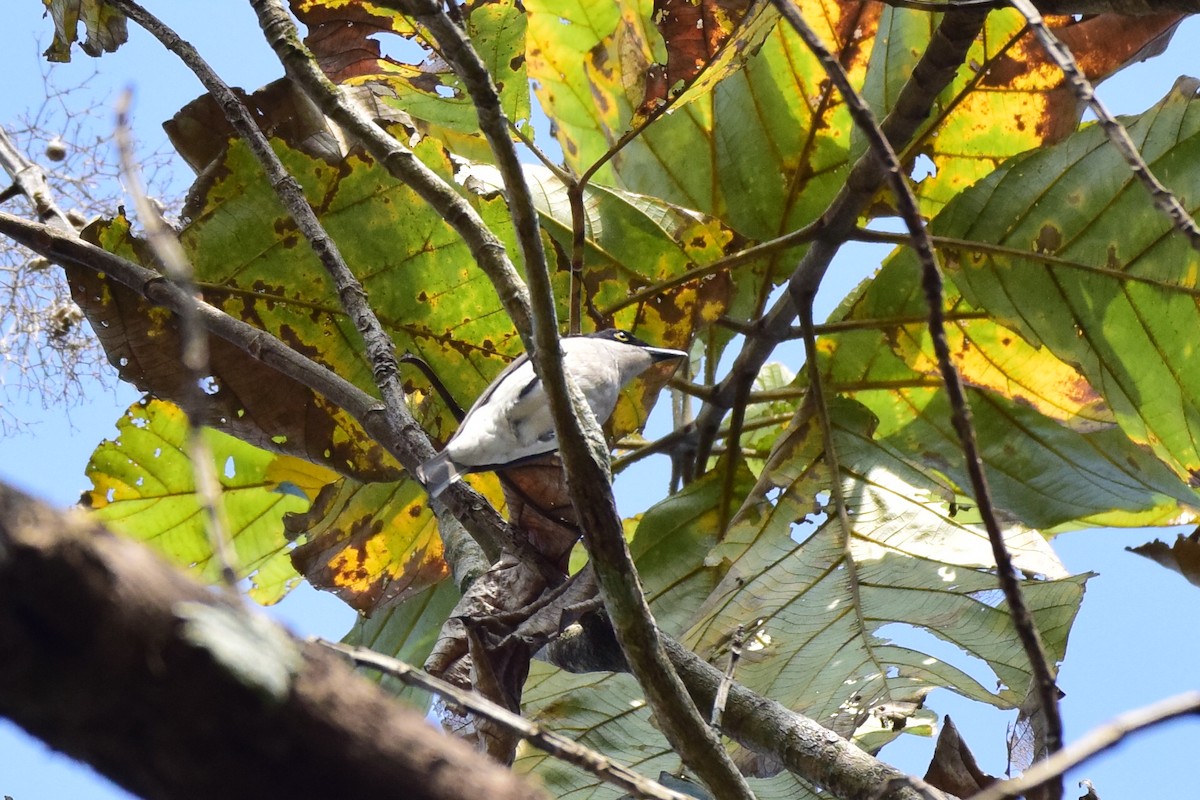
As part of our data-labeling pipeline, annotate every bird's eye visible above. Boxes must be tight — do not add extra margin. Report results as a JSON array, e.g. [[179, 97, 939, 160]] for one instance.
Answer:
[[615, 331, 629, 342]]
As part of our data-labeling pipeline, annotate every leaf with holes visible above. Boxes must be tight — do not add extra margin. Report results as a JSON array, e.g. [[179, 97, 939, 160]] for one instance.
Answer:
[[83, 398, 323, 604], [683, 399, 1085, 755]]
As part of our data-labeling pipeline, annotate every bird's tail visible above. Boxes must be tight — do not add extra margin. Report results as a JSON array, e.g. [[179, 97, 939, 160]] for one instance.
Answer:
[[415, 451, 463, 499]]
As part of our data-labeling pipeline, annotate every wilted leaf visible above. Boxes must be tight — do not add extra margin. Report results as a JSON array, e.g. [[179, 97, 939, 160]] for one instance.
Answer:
[[83, 398, 320, 604], [71, 216, 404, 483], [923, 716, 997, 797], [859, 8, 1184, 215], [293, 0, 532, 150], [1128, 529, 1200, 589], [287, 477, 447, 613], [41, 0, 128, 62]]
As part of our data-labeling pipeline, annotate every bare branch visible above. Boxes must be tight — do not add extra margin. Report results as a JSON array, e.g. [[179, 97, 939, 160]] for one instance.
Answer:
[[320, 640, 697, 800], [968, 691, 1200, 800], [661, 639, 954, 800], [0, 125, 73, 232], [689, 8, 989, 462], [0, 481, 547, 800]]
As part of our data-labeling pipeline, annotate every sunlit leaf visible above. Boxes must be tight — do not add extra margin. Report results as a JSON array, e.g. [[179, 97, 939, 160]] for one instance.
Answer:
[[938, 77, 1200, 485], [83, 398, 316, 604], [287, 477, 448, 613], [684, 399, 1085, 743]]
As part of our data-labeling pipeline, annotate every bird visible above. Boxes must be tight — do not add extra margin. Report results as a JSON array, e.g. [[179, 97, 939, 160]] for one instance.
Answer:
[[416, 329, 687, 498]]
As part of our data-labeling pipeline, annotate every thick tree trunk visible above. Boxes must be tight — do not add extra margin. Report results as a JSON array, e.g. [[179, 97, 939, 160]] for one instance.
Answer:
[[0, 482, 546, 800]]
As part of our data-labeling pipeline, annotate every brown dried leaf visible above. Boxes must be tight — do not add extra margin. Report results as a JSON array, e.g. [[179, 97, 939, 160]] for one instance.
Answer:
[[165, 80, 354, 175], [292, 1, 419, 82], [1129, 529, 1200, 590], [66, 238, 401, 483], [497, 454, 580, 572], [642, 0, 756, 109], [924, 716, 998, 797], [286, 478, 447, 613]]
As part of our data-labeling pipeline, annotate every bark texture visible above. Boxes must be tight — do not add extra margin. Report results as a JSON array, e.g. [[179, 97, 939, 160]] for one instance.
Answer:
[[0, 482, 547, 800]]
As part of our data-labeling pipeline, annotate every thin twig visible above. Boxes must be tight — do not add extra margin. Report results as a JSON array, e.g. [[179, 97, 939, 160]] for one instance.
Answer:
[[600, 219, 822, 318], [114, 89, 239, 594], [1008, 0, 1200, 251], [319, 639, 696, 800], [851, 229, 1200, 298], [0, 125, 74, 232], [968, 691, 1200, 800], [772, 1, 1064, 792]]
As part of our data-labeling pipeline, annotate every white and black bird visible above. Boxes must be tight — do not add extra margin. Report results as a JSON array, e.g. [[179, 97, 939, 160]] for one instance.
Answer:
[[416, 329, 687, 498]]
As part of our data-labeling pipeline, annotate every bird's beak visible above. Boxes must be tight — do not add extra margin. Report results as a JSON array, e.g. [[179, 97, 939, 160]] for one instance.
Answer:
[[645, 346, 688, 363]]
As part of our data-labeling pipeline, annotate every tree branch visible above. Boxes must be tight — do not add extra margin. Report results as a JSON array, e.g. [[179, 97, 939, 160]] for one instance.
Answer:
[[0, 210, 515, 567], [967, 691, 1200, 800], [661, 639, 954, 800], [113, 89, 239, 593], [0, 481, 546, 800], [0, 125, 74, 232], [321, 640, 696, 800], [374, 4, 755, 797]]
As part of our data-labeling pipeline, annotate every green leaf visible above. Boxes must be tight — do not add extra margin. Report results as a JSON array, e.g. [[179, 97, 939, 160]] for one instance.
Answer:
[[938, 77, 1200, 485], [685, 400, 1085, 740], [342, 577, 462, 710], [819, 249, 1198, 530], [84, 398, 313, 604], [629, 462, 757, 636]]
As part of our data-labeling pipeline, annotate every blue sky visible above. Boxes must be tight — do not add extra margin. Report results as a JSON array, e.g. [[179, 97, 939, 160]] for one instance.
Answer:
[[1, 4, 1199, 799]]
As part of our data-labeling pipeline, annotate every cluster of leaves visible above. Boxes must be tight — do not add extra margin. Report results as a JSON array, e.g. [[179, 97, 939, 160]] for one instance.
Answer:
[[37, 1, 1200, 798]]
